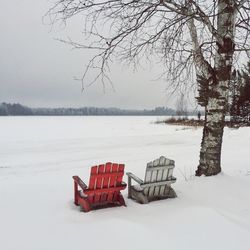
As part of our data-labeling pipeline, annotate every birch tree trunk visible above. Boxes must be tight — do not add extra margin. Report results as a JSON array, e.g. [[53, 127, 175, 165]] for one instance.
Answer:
[[195, 0, 237, 176]]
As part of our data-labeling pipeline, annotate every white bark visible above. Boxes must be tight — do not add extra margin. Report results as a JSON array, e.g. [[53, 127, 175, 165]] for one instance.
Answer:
[[187, 18, 213, 81], [195, 0, 238, 175]]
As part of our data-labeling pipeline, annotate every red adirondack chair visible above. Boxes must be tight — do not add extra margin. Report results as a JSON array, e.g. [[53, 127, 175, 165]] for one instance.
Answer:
[[73, 162, 127, 212]]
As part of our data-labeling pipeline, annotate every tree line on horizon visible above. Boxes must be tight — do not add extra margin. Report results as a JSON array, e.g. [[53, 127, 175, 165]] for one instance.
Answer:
[[0, 103, 191, 116]]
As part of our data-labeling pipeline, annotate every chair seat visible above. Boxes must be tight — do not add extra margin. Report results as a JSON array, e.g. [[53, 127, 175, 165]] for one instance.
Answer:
[[132, 185, 143, 192]]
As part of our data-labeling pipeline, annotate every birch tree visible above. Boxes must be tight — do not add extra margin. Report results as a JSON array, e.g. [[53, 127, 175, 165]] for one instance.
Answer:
[[48, 0, 250, 176]]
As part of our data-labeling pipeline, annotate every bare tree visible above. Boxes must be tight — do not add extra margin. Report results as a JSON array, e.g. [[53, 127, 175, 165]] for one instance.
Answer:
[[47, 0, 250, 176]]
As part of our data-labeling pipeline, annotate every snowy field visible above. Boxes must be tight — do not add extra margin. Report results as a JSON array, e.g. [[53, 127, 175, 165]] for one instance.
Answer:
[[0, 116, 250, 250]]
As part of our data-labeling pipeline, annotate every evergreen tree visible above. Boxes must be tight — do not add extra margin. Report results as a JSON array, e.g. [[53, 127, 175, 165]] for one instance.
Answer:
[[230, 62, 250, 124]]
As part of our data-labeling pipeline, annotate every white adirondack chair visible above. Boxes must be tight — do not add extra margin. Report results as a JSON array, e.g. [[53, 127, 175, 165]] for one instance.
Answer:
[[126, 156, 177, 204]]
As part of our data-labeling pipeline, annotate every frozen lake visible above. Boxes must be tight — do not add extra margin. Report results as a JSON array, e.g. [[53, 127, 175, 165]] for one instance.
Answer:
[[0, 116, 250, 250], [0, 116, 203, 178]]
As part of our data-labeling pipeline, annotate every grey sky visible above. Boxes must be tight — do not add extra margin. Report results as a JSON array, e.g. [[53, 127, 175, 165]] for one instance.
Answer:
[[0, 0, 196, 109]]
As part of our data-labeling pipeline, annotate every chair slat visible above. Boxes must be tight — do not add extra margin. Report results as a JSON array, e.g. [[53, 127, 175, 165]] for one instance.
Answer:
[[90, 172, 124, 178], [114, 163, 124, 201], [145, 165, 175, 172], [168, 168, 174, 179], [143, 169, 152, 196], [89, 166, 98, 189], [84, 185, 126, 195], [94, 164, 105, 203], [88, 194, 94, 204], [107, 192, 114, 203], [109, 163, 118, 187], [159, 168, 169, 195], [159, 156, 165, 165], [88, 166, 96, 203], [148, 169, 158, 198], [140, 180, 175, 188], [153, 158, 160, 167], [154, 169, 163, 196], [96, 164, 105, 188], [107, 163, 118, 202], [113, 191, 119, 202], [100, 192, 108, 202], [117, 164, 125, 185], [103, 162, 112, 188]]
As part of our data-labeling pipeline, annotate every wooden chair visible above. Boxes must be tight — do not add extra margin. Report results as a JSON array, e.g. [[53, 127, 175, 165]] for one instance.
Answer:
[[126, 156, 177, 204], [73, 162, 127, 212]]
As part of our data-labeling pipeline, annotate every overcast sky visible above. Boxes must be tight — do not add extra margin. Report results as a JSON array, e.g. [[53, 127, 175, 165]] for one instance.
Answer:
[[0, 0, 196, 109]]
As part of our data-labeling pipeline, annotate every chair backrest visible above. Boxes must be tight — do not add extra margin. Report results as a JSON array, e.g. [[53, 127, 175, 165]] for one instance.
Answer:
[[143, 156, 175, 197], [87, 162, 125, 204], [88, 162, 125, 190]]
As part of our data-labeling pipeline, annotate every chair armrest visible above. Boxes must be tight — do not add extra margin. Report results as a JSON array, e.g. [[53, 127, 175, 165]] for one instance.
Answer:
[[126, 172, 143, 185], [79, 190, 88, 198], [171, 176, 177, 183], [73, 176, 87, 190], [118, 181, 127, 190]]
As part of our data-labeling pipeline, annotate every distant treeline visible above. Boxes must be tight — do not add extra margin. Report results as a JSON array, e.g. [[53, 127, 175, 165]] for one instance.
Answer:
[[0, 102, 197, 116]]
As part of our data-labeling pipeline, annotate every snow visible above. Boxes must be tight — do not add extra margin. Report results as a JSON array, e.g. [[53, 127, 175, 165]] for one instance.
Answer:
[[0, 116, 250, 250]]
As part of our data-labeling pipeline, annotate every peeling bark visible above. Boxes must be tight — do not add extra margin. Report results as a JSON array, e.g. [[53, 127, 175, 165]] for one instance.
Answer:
[[195, 0, 237, 176]]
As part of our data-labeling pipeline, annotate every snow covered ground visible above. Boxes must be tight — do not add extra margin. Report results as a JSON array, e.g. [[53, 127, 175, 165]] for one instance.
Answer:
[[0, 116, 250, 250]]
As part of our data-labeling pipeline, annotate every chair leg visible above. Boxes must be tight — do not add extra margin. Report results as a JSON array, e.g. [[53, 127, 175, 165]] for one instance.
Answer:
[[137, 193, 149, 204], [127, 176, 132, 199], [130, 188, 149, 204], [117, 193, 126, 207], [78, 198, 91, 212], [166, 186, 177, 198]]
